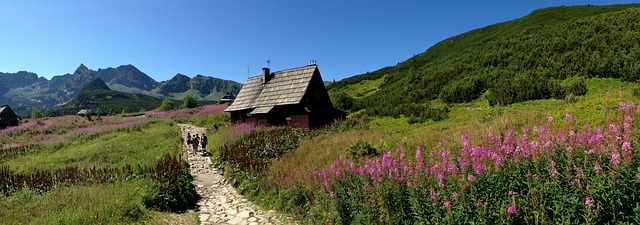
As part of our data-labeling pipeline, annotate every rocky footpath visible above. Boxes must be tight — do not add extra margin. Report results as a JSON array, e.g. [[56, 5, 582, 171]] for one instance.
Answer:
[[179, 124, 296, 225]]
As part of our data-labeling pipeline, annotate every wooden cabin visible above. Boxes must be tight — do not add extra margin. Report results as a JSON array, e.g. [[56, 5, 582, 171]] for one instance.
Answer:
[[76, 103, 100, 116], [224, 64, 345, 129], [219, 92, 235, 104], [0, 105, 21, 129]]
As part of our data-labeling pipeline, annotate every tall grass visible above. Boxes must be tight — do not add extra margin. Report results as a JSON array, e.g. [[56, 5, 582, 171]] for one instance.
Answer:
[[2, 121, 179, 173], [0, 120, 196, 224], [208, 78, 640, 224], [0, 180, 153, 224]]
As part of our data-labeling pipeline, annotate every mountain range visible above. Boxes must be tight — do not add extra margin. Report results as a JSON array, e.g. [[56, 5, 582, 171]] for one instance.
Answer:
[[0, 64, 242, 116]]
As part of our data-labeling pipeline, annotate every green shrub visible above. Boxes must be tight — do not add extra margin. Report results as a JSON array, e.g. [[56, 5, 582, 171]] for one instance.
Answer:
[[633, 87, 640, 98], [331, 91, 355, 112], [345, 140, 379, 159], [157, 99, 175, 111], [143, 154, 196, 212], [439, 75, 485, 103], [182, 94, 198, 109]]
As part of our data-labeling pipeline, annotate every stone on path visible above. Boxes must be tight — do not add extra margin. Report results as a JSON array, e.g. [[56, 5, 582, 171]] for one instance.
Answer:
[[178, 124, 296, 225]]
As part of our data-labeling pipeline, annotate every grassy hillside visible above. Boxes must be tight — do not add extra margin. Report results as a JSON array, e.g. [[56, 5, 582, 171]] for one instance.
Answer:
[[0, 105, 226, 224], [213, 76, 640, 224], [328, 4, 640, 116]]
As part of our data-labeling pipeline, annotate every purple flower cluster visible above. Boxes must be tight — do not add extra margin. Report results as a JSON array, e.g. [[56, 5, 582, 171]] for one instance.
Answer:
[[268, 100, 640, 218], [145, 104, 228, 121], [1, 115, 150, 149]]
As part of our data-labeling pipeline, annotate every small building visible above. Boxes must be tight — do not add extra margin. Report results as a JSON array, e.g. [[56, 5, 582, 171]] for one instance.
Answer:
[[219, 92, 235, 104], [224, 64, 345, 129], [76, 103, 100, 116], [0, 105, 21, 129]]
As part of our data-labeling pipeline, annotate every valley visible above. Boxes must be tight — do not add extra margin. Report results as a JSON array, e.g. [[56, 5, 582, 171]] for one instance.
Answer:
[[3, 3, 640, 225]]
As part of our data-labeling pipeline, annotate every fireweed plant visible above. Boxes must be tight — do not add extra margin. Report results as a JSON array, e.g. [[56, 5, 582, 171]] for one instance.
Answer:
[[0, 115, 151, 156], [244, 102, 640, 224]]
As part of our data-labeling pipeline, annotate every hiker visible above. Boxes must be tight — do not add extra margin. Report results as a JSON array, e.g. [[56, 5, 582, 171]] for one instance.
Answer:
[[186, 132, 192, 151], [201, 133, 208, 152], [192, 134, 200, 154]]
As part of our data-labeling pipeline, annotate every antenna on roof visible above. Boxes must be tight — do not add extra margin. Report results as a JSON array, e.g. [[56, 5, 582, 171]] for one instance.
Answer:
[[267, 60, 271, 69], [309, 60, 317, 65], [247, 64, 250, 78]]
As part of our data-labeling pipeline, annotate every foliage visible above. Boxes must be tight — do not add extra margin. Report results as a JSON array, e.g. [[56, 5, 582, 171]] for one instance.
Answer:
[[0, 181, 156, 224], [146, 104, 228, 125], [0, 164, 134, 196], [216, 97, 640, 224], [363, 101, 449, 123], [143, 154, 196, 212], [157, 99, 176, 111], [0, 115, 151, 159], [220, 127, 313, 174], [439, 75, 485, 103], [182, 94, 198, 109], [0, 120, 193, 223], [331, 91, 355, 112], [330, 4, 640, 113], [30, 107, 42, 119], [345, 140, 379, 159]]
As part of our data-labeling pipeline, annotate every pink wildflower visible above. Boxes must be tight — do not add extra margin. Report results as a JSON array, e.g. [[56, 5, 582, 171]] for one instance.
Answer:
[[475, 165, 485, 175], [611, 151, 620, 166], [594, 161, 603, 174], [622, 142, 631, 151], [431, 192, 438, 202], [550, 160, 560, 177], [585, 197, 594, 208], [467, 174, 476, 182], [507, 203, 517, 216], [444, 200, 451, 209], [566, 113, 573, 123]]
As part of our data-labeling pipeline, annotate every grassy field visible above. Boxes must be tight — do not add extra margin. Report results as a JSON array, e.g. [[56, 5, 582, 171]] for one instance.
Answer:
[[278, 78, 640, 172], [211, 77, 640, 224], [0, 118, 198, 224]]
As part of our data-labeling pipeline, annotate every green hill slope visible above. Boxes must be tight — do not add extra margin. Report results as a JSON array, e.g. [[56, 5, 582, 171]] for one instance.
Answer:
[[57, 78, 163, 115], [329, 4, 640, 116]]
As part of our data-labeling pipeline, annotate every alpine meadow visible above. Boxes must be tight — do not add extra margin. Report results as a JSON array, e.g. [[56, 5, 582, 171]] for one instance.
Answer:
[[3, 3, 640, 225]]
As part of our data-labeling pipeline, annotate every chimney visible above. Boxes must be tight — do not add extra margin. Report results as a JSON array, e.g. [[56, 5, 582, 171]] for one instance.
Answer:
[[262, 67, 271, 84]]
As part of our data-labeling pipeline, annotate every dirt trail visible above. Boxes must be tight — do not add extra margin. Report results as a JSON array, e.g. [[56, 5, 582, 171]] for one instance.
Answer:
[[179, 124, 295, 225]]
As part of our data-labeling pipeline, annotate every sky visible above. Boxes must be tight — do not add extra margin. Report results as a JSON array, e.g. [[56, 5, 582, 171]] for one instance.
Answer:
[[1, 1, 638, 84]]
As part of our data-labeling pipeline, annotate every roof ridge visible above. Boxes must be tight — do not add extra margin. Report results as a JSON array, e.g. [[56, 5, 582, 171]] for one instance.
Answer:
[[246, 64, 316, 79]]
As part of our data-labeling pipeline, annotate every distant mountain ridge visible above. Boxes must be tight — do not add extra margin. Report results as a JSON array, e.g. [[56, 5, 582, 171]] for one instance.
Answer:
[[56, 78, 165, 115], [0, 64, 242, 116]]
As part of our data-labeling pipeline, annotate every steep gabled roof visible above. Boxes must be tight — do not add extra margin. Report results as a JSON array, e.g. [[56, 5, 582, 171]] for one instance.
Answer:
[[225, 65, 317, 112], [0, 105, 21, 120]]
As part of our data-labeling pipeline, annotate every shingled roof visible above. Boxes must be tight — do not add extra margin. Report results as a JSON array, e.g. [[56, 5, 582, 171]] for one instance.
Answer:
[[0, 105, 21, 121], [225, 65, 317, 113]]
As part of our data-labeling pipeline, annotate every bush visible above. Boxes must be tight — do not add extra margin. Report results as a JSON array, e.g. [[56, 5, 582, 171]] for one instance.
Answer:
[[331, 91, 355, 112], [220, 128, 313, 174], [439, 75, 485, 103], [182, 95, 198, 109], [143, 154, 196, 212], [345, 140, 379, 159], [157, 99, 175, 111]]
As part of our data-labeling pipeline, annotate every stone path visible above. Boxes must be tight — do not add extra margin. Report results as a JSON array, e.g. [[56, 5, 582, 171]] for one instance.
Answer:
[[179, 124, 296, 225]]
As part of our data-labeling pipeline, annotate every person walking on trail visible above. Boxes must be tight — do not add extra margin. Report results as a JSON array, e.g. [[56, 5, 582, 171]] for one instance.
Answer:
[[193, 134, 200, 155], [186, 132, 192, 151], [201, 133, 208, 154]]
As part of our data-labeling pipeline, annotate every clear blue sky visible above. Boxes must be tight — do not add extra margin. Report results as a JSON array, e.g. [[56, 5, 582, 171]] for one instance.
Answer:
[[1, 1, 637, 83]]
